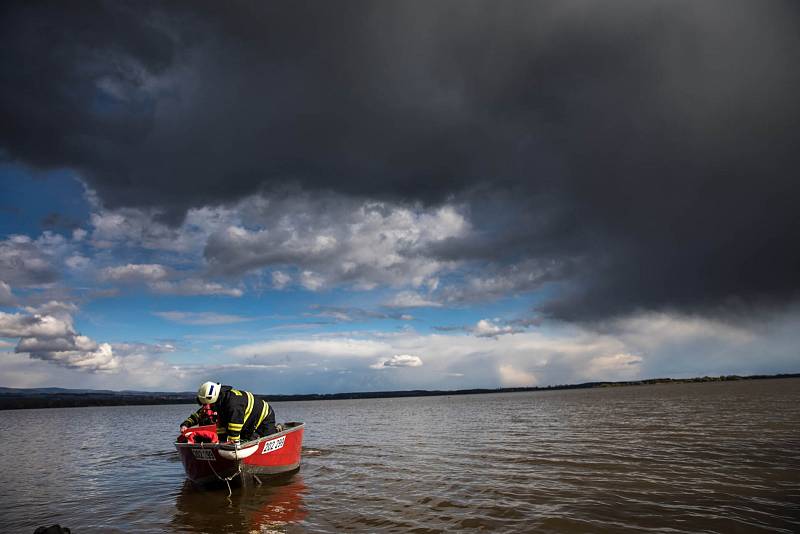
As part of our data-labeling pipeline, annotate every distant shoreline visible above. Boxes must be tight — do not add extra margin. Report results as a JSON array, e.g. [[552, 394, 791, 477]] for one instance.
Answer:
[[1, 372, 798, 411]]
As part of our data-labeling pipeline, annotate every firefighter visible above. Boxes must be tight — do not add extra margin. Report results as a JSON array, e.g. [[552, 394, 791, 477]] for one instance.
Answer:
[[195, 381, 277, 443], [179, 402, 217, 432]]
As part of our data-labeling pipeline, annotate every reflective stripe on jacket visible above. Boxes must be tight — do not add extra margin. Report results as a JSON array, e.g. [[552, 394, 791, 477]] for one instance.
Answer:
[[214, 386, 271, 442]]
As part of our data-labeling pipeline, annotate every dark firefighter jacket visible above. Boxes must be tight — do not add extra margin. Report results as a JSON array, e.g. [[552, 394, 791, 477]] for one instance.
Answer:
[[214, 385, 274, 443], [180, 405, 217, 429]]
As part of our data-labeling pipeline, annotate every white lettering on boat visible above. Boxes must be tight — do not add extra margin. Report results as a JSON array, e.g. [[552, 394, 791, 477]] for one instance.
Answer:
[[191, 448, 216, 461], [261, 435, 286, 454]]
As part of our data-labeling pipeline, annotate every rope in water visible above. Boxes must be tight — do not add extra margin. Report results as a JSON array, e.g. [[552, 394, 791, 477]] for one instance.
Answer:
[[203, 444, 242, 498]]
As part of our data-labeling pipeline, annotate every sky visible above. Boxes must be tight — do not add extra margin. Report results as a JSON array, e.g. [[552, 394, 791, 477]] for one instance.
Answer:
[[1, 1, 799, 394]]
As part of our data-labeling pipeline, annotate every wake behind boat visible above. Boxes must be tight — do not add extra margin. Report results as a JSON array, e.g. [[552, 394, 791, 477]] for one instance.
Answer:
[[175, 422, 304, 486]]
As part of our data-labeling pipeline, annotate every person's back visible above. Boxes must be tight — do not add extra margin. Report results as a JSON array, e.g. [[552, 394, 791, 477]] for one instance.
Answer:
[[196, 382, 277, 443]]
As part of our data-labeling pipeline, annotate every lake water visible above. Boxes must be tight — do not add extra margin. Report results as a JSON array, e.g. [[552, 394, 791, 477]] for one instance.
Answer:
[[1, 378, 799, 533]]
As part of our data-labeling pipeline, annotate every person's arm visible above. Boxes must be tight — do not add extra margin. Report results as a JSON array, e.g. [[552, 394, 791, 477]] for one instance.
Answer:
[[180, 407, 202, 430]]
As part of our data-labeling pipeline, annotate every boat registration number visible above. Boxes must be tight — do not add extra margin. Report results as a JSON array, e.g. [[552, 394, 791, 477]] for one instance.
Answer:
[[261, 435, 285, 454], [191, 448, 216, 461]]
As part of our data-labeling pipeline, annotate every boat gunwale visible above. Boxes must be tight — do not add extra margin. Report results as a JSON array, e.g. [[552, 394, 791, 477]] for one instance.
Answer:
[[174, 421, 304, 451]]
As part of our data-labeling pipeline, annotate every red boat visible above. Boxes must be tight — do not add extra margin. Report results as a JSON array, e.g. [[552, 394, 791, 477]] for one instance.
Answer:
[[175, 422, 304, 486]]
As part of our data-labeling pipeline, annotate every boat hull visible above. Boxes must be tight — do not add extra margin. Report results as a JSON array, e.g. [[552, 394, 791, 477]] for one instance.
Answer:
[[175, 422, 304, 485]]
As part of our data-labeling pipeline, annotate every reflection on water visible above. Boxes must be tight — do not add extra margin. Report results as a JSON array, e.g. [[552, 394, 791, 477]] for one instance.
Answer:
[[172, 474, 307, 533], [0, 379, 799, 532]]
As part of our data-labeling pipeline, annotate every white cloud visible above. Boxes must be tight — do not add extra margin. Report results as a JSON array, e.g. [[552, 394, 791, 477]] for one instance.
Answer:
[[24, 301, 79, 319], [0, 348, 183, 390], [72, 228, 88, 242], [600, 312, 764, 378], [229, 338, 389, 359], [148, 279, 243, 297], [0, 233, 63, 286], [21, 340, 118, 372], [472, 319, 525, 338], [498, 364, 538, 387], [299, 271, 325, 291], [86, 195, 484, 299], [153, 311, 252, 325], [204, 193, 469, 289], [425, 277, 439, 292], [89, 204, 235, 253], [370, 354, 423, 369], [112, 342, 177, 355], [440, 259, 561, 304], [0, 312, 74, 338], [4, 306, 797, 393], [96, 342, 189, 387], [306, 305, 414, 323], [0, 351, 83, 388], [609, 312, 754, 348], [3, 304, 119, 372], [0, 281, 15, 306], [271, 270, 291, 289], [224, 327, 623, 388], [100, 263, 169, 282], [582, 353, 642, 380], [383, 291, 442, 308], [216, 308, 800, 393], [309, 308, 352, 322], [93, 257, 241, 300], [65, 254, 91, 271], [18, 334, 97, 353]]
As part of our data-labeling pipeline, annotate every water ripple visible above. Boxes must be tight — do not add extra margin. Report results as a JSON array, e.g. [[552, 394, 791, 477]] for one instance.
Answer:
[[1, 380, 799, 532]]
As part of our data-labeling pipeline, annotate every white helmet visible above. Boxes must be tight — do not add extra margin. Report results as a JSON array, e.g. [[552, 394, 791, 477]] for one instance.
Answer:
[[197, 381, 221, 404]]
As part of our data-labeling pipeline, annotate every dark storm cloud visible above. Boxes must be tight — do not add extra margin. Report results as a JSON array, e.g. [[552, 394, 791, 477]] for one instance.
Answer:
[[0, 236, 62, 286], [2, 1, 799, 320]]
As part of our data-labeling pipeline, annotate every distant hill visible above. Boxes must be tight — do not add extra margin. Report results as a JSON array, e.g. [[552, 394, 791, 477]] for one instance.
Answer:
[[0, 373, 797, 410], [0, 386, 120, 395], [0, 387, 196, 410]]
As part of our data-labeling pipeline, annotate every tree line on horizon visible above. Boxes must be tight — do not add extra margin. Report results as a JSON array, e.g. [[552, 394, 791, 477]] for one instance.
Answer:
[[0, 373, 797, 411]]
